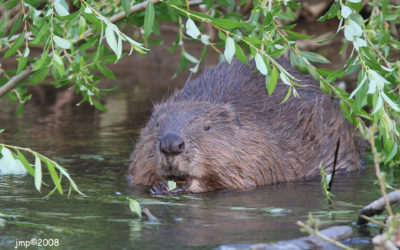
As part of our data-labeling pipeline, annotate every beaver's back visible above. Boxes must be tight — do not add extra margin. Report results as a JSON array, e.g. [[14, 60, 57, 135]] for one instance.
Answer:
[[174, 60, 321, 121], [173, 59, 360, 177]]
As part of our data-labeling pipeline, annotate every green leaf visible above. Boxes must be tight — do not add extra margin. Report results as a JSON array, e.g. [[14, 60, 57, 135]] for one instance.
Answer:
[[382, 93, 400, 112], [144, 0, 155, 39], [353, 37, 366, 50], [0, 16, 7, 37], [168, 181, 177, 190], [92, 98, 108, 112], [344, 20, 362, 41], [24, 0, 42, 7], [372, 96, 383, 114], [34, 156, 42, 192], [280, 87, 292, 104], [234, 43, 248, 66], [56, 11, 80, 21], [264, 12, 273, 26], [8, 14, 22, 38], [290, 50, 307, 73], [45, 159, 63, 195], [300, 51, 330, 64], [3, 33, 24, 59], [30, 23, 50, 45], [186, 18, 200, 39], [211, 18, 251, 30], [97, 64, 116, 79], [286, 30, 314, 39], [16, 56, 28, 74], [339, 101, 356, 125], [280, 72, 291, 86], [30, 66, 50, 85], [55, 164, 85, 196], [385, 142, 398, 164], [4, 0, 19, 8], [33, 49, 50, 71], [349, 73, 367, 99], [23, 47, 29, 57], [122, 0, 131, 16], [129, 198, 142, 218], [224, 37, 235, 65], [52, 52, 63, 65], [79, 16, 87, 37], [266, 67, 278, 96], [117, 35, 122, 60], [105, 25, 118, 56], [183, 51, 199, 64], [0, 129, 4, 134], [200, 34, 210, 45], [53, 35, 71, 49], [16, 151, 35, 177], [341, 6, 352, 19], [318, 2, 339, 21], [53, 52, 65, 77], [54, 0, 69, 16], [255, 53, 267, 75]]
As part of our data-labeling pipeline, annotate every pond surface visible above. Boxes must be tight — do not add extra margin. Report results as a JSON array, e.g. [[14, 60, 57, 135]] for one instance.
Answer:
[[0, 59, 395, 249]]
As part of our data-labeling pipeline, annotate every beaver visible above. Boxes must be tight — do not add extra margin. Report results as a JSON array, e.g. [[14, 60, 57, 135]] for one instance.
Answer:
[[128, 59, 361, 194]]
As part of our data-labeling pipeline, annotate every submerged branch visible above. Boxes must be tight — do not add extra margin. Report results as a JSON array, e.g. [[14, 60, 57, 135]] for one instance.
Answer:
[[357, 190, 400, 225], [297, 222, 354, 250], [142, 208, 159, 223]]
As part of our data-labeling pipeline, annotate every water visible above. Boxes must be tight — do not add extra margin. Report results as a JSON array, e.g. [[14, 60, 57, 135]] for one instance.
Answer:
[[0, 63, 392, 249]]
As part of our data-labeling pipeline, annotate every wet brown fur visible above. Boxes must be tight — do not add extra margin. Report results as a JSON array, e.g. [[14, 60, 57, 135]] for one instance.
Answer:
[[128, 59, 361, 193]]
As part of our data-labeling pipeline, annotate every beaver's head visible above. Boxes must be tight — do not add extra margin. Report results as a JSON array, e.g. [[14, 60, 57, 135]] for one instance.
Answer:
[[149, 101, 241, 192]]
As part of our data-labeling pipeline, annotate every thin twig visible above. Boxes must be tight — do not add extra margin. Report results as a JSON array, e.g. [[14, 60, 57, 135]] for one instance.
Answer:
[[0, 65, 33, 97], [328, 139, 340, 191], [357, 190, 400, 225], [297, 221, 354, 250], [0, 31, 32, 44], [364, 34, 391, 69], [359, 215, 387, 228], [368, 127, 393, 217]]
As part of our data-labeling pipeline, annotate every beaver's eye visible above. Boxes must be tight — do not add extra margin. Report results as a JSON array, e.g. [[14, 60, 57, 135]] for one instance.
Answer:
[[204, 125, 211, 131]]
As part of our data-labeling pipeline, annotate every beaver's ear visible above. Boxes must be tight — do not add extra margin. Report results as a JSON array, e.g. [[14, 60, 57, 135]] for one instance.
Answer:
[[218, 104, 241, 128]]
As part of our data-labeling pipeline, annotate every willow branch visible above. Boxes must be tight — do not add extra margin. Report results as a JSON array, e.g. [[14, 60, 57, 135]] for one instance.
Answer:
[[0, 0, 208, 98], [364, 34, 391, 69], [0, 0, 161, 98], [0, 65, 33, 97]]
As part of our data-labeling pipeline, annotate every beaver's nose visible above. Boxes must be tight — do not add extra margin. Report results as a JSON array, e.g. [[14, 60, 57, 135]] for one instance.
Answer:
[[160, 132, 185, 155]]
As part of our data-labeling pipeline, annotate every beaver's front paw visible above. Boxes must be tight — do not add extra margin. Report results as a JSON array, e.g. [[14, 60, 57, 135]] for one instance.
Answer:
[[150, 182, 169, 195], [168, 187, 187, 195]]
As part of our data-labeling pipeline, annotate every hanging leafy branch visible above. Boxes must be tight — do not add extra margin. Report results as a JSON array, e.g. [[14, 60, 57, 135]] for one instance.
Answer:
[[0, 140, 84, 197]]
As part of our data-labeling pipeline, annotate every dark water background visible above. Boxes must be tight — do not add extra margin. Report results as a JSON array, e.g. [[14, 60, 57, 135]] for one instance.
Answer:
[[0, 41, 397, 249]]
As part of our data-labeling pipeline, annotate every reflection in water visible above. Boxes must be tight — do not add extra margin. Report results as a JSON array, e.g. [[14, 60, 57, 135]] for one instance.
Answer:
[[0, 60, 387, 249]]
